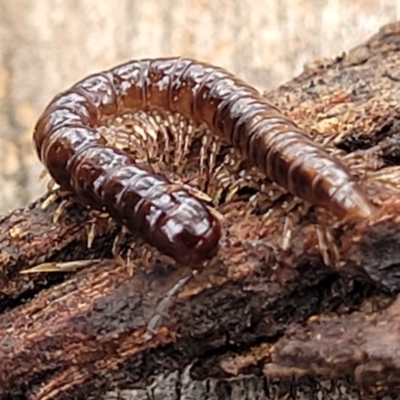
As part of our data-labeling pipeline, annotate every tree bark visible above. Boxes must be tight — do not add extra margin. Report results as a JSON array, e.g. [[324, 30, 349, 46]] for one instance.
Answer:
[[2, 20, 400, 400]]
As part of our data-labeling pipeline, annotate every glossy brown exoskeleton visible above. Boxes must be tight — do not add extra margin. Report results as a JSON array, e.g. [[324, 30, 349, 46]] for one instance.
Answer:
[[33, 58, 372, 264]]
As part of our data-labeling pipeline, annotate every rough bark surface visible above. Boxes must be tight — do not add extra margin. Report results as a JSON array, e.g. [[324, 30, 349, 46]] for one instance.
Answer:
[[2, 21, 400, 400]]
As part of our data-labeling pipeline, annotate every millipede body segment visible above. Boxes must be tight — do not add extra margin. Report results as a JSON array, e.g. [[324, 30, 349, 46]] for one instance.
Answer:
[[33, 57, 373, 264]]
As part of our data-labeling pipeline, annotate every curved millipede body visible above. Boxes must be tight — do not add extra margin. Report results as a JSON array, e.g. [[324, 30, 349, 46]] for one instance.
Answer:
[[33, 57, 373, 264]]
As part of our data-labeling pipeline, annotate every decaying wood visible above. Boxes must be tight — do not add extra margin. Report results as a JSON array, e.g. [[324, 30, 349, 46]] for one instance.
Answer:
[[2, 21, 400, 400]]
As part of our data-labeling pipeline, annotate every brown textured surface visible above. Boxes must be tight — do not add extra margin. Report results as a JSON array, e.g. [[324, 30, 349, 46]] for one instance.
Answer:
[[2, 20, 400, 400], [268, 296, 400, 399]]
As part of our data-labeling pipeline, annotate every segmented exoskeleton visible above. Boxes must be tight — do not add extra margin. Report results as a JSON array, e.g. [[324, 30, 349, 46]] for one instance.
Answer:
[[33, 57, 373, 264]]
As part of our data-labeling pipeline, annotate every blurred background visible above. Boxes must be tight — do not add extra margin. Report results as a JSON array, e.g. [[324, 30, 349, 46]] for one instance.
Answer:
[[0, 0, 398, 212]]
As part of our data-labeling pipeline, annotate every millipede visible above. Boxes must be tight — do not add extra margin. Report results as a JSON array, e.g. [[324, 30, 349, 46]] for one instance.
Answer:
[[33, 57, 373, 265]]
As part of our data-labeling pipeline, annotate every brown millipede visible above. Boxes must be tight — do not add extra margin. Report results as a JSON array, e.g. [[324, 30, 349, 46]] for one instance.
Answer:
[[33, 57, 373, 264]]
